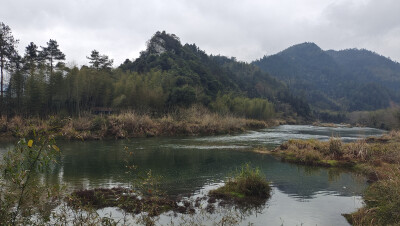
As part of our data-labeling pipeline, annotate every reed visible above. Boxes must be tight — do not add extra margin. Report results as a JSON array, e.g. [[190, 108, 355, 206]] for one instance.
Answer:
[[272, 131, 400, 225], [0, 106, 271, 140]]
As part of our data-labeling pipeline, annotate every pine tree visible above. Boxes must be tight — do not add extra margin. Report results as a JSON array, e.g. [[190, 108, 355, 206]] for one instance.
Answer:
[[39, 39, 65, 78], [39, 39, 65, 113], [0, 22, 19, 111], [87, 49, 113, 70], [23, 42, 40, 77]]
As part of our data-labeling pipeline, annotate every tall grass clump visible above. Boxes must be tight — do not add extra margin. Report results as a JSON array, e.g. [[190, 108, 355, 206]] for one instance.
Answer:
[[346, 166, 400, 226], [210, 164, 271, 200], [1, 106, 268, 140], [273, 131, 400, 225], [329, 137, 343, 159]]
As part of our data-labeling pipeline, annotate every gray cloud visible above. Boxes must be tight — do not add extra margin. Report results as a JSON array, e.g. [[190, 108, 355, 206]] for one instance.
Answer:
[[1, 0, 399, 66]]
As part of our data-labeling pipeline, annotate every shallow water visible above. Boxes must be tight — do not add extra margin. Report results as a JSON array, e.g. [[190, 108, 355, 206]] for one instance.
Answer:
[[0, 125, 386, 225]]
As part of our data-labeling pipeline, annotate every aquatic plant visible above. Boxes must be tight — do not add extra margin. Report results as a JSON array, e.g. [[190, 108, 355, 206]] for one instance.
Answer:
[[210, 163, 271, 202]]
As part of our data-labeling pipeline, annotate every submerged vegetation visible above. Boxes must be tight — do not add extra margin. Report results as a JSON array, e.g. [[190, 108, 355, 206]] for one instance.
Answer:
[[0, 133, 269, 225], [68, 187, 195, 217], [210, 164, 271, 204], [272, 130, 400, 225]]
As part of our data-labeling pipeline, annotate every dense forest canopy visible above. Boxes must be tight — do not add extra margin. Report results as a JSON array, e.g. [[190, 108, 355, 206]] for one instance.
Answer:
[[1, 21, 399, 126], [253, 42, 400, 112], [0, 26, 310, 121]]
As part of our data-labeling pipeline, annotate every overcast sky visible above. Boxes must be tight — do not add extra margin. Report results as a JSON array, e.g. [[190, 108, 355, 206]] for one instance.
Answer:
[[1, 0, 400, 66]]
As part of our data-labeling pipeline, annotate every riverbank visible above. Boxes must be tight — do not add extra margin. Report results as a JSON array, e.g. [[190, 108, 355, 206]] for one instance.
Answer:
[[269, 130, 400, 225], [0, 125, 380, 225], [0, 107, 283, 140]]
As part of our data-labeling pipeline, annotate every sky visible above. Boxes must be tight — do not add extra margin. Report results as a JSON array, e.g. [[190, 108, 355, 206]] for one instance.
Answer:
[[1, 0, 400, 66]]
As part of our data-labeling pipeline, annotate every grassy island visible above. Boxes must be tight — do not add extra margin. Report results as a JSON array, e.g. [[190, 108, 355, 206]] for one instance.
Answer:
[[210, 164, 271, 204]]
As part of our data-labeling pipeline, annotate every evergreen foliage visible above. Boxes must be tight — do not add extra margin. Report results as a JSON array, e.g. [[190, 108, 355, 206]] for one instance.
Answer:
[[87, 49, 113, 70], [121, 31, 310, 118], [2, 28, 309, 121], [253, 42, 400, 112], [210, 93, 275, 120], [0, 22, 19, 111]]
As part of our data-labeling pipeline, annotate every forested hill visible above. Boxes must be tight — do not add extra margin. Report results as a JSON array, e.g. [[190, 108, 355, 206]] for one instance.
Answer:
[[3, 29, 310, 120], [253, 43, 400, 112], [120, 31, 311, 118]]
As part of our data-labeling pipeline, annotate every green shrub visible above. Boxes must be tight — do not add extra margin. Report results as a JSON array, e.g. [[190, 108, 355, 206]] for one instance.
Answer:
[[235, 164, 271, 198], [0, 135, 61, 225]]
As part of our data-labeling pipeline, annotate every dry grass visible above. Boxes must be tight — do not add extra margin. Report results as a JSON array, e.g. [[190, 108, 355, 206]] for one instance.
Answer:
[[345, 165, 400, 226], [274, 133, 400, 167], [0, 106, 269, 140], [273, 131, 400, 225]]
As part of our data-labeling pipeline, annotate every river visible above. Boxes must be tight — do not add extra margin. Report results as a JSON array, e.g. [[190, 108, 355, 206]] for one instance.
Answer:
[[0, 125, 386, 225]]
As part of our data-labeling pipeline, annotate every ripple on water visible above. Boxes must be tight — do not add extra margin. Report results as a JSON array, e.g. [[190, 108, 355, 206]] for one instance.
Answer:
[[161, 144, 250, 150], [0, 125, 386, 225]]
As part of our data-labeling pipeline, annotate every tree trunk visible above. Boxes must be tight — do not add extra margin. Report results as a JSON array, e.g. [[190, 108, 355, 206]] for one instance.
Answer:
[[50, 58, 53, 78], [0, 55, 4, 114]]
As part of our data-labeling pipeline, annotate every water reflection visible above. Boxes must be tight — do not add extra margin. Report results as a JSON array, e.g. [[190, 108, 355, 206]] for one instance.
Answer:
[[0, 125, 386, 225], [56, 139, 366, 199]]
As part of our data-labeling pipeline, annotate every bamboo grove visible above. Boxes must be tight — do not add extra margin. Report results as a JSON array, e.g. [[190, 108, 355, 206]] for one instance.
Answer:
[[1, 23, 312, 121]]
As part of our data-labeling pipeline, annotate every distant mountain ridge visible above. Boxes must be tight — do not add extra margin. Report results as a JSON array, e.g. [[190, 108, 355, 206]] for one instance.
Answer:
[[253, 43, 400, 111]]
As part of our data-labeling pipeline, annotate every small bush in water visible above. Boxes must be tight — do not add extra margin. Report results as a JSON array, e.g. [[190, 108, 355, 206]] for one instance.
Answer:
[[210, 163, 271, 200]]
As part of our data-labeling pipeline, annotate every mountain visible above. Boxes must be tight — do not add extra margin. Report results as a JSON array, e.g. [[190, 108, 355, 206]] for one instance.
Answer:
[[120, 31, 311, 118], [326, 49, 400, 93], [253, 43, 400, 112]]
